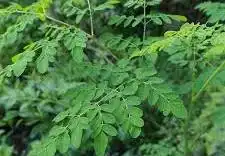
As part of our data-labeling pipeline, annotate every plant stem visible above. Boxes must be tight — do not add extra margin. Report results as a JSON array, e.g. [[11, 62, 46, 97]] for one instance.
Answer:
[[45, 15, 71, 27], [86, 0, 94, 37], [143, 0, 147, 41], [184, 47, 196, 156], [184, 94, 193, 156], [193, 59, 225, 102]]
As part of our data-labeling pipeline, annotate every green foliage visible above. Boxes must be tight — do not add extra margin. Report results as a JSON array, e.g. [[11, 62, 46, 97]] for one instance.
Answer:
[[193, 87, 225, 155], [124, 0, 162, 8], [132, 23, 225, 67], [108, 13, 187, 27], [196, 2, 225, 23], [0, 144, 12, 156], [1, 0, 225, 156], [1, 24, 88, 77], [108, 0, 187, 31], [56, 0, 120, 24], [138, 140, 183, 156], [24, 58, 186, 156], [0, 133, 13, 156]]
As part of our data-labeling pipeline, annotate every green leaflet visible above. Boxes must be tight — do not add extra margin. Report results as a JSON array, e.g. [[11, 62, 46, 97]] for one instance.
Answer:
[[128, 106, 143, 118], [71, 46, 84, 63], [12, 51, 35, 77], [62, 30, 87, 62], [0, 142, 13, 156], [49, 125, 67, 137], [94, 132, 108, 156], [56, 132, 70, 154], [102, 124, 117, 136], [36, 40, 58, 73], [102, 112, 116, 124], [134, 67, 157, 80], [129, 126, 141, 138], [108, 12, 186, 28], [100, 98, 119, 113], [71, 126, 83, 148], [125, 96, 141, 106], [29, 138, 56, 156], [122, 81, 139, 95], [53, 110, 69, 123]]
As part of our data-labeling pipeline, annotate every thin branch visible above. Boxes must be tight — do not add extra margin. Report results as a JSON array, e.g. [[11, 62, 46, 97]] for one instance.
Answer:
[[45, 15, 92, 38], [45, 15, 71, 27], [184, 46, 197, 156], [86, 0, 94, 36], [143, 0, 147, 41]]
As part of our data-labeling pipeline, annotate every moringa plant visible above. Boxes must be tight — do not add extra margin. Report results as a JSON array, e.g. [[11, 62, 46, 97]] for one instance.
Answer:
[[0, 0, 225, 156]]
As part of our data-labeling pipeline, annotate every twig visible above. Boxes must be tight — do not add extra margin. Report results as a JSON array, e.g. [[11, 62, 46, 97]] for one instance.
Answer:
[[184, 46, 197, 156], [143, 0, 146, 41], [45, 15, 71, 27], [86, 0, 94, 36]]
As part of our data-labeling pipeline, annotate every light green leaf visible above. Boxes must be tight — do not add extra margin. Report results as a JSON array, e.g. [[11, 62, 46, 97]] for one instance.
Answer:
[[169, 15, 187, 22], [12, 51, 35, 77], [57, 132, 70, 154], [110, 73, 129, 86], [53, 110, 69, 123], [70, 101, 82, 116], [87, 109, 99, 121], [71, 47, 84, 63], [130, 116, 144, 127], [128, 107, 143, 117], [132, 16, 143, 27], [134, 68, 157, 79], [148, 90, 159, 105], [71, 127, 83, 148], [36, 41, 57, 74], [126, 96, 141, 106], [49, 126, 67, 137], [103, 124, 117, 136], [123, 82, 139, 95], [151, 17, 162, 25], [129, 126, 141, 138], [102, 112, 116, 124], [137, 84, 150, 100], [101, 98, 120, 113], [79, 117, 89, 129], [124, 16, 134, 27], [108, 15, 121, 25], [12, 60, 27, 77], [44, 139, 57, 156], [171, 101, 187, 119]]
